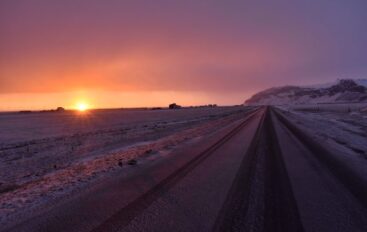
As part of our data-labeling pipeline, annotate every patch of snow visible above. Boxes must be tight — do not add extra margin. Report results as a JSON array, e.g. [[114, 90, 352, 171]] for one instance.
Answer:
[[355, 79, 367, 87], [0, 107, 251, 227]]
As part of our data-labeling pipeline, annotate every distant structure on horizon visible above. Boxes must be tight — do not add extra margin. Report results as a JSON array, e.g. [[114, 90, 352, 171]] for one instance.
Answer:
[[169, 103, 182, 109], [56, 107, 65, 112]]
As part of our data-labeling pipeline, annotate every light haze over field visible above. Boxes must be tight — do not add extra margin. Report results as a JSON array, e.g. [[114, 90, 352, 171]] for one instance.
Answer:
[[1, 0, 367, 110]]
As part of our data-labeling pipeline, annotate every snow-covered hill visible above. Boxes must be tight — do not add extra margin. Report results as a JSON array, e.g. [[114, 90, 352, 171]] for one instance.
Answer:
[[245, 79, 367, 105]]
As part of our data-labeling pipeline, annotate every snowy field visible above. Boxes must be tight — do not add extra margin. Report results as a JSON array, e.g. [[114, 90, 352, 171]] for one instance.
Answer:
[[280, 103, 367, 157], [0, 106, 253, 226], [289, 102, 367, 113], [0, 107, 250, 144], [279, 107, 367, 158], [2, 105, 366, 229]]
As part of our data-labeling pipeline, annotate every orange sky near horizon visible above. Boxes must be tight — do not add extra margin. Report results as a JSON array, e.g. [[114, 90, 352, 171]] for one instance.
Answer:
[[0, 90, 249, 111], [1, 1, 367, 110]]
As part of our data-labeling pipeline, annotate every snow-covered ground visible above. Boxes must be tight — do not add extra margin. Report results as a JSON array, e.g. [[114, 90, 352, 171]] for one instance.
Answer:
[[0, 107, 247, 144], [0, 106, 252, 227], [289, 102, 367, 113], [245, 79, 367, 105], [278, 107, 367, 158]]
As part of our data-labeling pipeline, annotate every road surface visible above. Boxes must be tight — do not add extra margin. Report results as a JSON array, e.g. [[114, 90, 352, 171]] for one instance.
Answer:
[[2, 107, 367, 232]]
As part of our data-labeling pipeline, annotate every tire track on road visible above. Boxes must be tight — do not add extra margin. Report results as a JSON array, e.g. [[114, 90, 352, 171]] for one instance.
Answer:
[[272, 107, 367, 231], [213, 107, 304, 232], [90, 108, 263, 232], [273, 108, 367, 209]]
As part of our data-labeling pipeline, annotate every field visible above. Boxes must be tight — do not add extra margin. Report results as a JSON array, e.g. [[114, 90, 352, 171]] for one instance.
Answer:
[[0, 106, 251, 227], [289, 102, 367, 113], [1, 106, 367, 231]]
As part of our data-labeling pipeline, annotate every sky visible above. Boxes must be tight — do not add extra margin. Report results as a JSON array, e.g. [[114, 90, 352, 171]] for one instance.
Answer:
[[1, 0, 367, 110]]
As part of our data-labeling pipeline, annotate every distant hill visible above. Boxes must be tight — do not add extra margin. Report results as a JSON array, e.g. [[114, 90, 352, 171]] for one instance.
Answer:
[[244, 79, 367, 105]]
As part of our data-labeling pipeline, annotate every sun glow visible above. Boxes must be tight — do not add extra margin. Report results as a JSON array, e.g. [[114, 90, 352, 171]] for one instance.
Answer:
[[75, 102, 89, 112]]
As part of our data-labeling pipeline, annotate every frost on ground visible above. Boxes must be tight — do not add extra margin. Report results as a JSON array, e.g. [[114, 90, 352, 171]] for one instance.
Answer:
[[277, 106, 367, 207], [0, 107, 251, 226], [278, 107, 367, 158]]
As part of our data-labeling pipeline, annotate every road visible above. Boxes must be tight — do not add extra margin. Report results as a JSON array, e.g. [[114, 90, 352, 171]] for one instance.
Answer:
[[2, 106, 367, 232]]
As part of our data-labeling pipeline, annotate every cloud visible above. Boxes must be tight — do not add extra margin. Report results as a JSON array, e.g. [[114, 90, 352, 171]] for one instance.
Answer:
[[1, 0, 367, 96]]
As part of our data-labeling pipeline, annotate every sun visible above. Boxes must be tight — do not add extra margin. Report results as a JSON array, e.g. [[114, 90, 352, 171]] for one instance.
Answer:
[[76, 102, 89, 112]]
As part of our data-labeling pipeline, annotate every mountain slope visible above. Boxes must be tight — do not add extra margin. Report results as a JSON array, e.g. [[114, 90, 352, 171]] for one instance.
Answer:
[[245, 79, 367, 105]]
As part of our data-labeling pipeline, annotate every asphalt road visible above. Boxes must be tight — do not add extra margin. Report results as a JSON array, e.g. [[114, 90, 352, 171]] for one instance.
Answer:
[[2, 106, 367, 232]]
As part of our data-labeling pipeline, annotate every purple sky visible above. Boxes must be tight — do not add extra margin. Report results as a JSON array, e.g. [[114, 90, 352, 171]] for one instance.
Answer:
[[1, 0, 367, 109]]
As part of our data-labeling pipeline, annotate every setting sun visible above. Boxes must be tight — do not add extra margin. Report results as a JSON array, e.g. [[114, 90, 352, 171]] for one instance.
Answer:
[[76, 102, 89, 112]]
